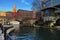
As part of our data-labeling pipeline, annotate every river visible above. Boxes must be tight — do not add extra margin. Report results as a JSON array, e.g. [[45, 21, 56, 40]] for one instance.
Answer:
[[8, 26, 60, 40]]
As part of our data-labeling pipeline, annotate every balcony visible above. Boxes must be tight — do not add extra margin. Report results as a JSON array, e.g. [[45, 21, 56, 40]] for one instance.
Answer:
[[43, 16, 55, 22], [55, 10, 60, 13]]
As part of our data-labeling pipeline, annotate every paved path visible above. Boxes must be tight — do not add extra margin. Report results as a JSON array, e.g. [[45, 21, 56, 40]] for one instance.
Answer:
[[0, 30, 4, 40], [0, 36, 4, 40]]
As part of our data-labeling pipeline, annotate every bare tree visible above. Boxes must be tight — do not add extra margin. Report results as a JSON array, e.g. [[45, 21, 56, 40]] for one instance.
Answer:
[[32, 0, 41, 11], [32, 0, 49, 11]]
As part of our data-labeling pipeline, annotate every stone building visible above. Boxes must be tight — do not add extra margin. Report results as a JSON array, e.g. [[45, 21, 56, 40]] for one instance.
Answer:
[[17, 9, 36, 25], [41, 0, 60, 23], [0, 4, 36, 24], [17, 9, 34, 20], [0, 12, 7, 24], [35, 0, 60, 27]]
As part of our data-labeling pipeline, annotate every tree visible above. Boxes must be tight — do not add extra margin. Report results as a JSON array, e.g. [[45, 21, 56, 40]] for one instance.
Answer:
[[32, 0, 49, 11], [32, 0, 41, 11]]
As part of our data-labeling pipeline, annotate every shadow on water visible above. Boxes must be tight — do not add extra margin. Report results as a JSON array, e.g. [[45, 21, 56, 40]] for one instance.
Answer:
[[35, 27, 54, 40], [35, 27, 60, 40]]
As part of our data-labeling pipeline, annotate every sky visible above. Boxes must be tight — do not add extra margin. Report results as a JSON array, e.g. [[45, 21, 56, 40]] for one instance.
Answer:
[[0, 0, 59, 11], [0, 0, 33, 11]]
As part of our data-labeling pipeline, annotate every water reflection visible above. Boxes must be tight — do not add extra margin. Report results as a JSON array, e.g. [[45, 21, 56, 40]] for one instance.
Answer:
[[8, 27, 60, 40]]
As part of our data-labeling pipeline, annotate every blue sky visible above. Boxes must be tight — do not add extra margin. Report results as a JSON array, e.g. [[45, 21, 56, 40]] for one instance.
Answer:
[[0, 0, 33, 11], [0, 0, 60, 11]]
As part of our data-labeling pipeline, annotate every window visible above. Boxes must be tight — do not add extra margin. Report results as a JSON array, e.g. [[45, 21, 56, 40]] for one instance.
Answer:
[[43, 10, 50, 17]]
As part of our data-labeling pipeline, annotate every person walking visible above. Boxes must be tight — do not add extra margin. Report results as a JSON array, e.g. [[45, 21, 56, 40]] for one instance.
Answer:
[[0, 23, 4, 33]]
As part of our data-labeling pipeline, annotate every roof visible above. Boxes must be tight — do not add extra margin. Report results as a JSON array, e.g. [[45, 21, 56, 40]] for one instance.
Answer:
[[6, 12, 12, 13], [54, 3, 60, 7], [41, 7, 56, 11], [41, 3, 60, 11], [17, 9, 32, 12]]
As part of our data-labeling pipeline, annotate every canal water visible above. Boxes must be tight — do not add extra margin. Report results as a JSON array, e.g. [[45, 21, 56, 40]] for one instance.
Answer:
[[8, 26, 60, 40]]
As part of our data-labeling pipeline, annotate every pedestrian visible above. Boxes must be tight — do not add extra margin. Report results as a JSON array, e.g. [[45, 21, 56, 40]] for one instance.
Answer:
[[0, 23, 4, 33]]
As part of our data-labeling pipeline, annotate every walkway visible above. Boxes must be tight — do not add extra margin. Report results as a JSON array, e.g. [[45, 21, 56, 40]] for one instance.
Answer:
[[0, 30, 4, 40]]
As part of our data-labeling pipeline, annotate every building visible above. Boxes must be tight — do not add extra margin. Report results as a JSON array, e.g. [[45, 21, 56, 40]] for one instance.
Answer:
[[54, 4, 60, 20], [0, 12, 7, 24], [41, 7, 56, 22], [40, 0, 60, 22], [17, 9, 36, 24], [17, 9, 35, 20], [54, 4, 60, 26], [0, 5, 36, 24], [13, 5, 16, 12], [35, 0, 60, 27]]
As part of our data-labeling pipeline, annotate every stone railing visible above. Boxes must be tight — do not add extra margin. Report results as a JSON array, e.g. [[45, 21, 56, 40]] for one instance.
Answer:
[[43, 16, 55, 22]]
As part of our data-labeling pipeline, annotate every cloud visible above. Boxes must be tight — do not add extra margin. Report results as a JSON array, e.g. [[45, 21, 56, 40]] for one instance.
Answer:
[[21, 0, 30, 5]]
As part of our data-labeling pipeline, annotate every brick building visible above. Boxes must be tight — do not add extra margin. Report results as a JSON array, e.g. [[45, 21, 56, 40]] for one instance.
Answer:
[[0, 5, 36, 24], [17, 9, 35, 20]]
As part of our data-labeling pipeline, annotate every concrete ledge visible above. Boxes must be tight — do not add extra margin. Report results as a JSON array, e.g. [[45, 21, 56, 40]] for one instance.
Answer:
[[7, 28, 15, 34]]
